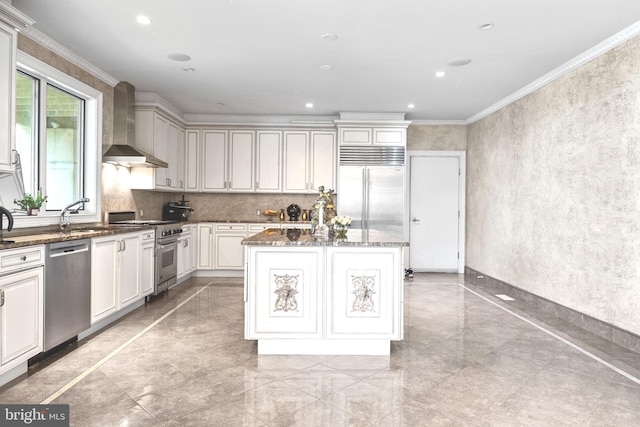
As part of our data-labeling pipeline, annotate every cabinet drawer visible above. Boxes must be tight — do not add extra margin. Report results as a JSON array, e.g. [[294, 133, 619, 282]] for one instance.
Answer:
[[141, 230, 156, 242], [215, 224, 247, 232], [0, 246, 45, 274]]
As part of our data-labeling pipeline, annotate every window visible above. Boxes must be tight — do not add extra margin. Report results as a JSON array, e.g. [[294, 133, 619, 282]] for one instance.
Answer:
[[12, 52, 101, 226]]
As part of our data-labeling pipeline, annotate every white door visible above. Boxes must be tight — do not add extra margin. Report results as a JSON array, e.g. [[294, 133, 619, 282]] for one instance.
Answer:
[[409, 156, 460, 272]]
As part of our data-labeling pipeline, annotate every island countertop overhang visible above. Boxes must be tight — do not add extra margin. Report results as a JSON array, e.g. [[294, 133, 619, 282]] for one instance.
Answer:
[[241, 228, 408, 247]]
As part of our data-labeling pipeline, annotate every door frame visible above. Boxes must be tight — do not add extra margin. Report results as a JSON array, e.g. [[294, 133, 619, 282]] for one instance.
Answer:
[[405, 151, 466, 273]]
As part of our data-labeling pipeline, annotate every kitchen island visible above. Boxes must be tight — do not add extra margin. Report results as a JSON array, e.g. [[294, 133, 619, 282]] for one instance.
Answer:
[[242, 228, 407, 355]]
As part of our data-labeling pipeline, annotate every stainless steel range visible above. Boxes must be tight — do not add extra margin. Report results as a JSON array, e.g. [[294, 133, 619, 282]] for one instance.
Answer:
[[107, 211, 183, 295]]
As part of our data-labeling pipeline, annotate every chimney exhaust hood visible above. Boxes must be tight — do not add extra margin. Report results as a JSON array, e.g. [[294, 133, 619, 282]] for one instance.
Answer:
[[103, 82, 168, 168]]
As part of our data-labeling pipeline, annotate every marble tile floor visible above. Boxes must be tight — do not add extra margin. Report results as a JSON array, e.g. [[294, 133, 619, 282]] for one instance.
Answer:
[[1, 274, 640, 426]]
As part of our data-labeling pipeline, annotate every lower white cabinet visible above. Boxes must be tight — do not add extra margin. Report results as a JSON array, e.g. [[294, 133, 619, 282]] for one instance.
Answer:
[[91, 232, 141, 324], [140, 230, 155, 297], [0, 265, 44, 375], [214, 224, 246, 270], [178, 224, 196, 279], [197, 223, 214, 269]]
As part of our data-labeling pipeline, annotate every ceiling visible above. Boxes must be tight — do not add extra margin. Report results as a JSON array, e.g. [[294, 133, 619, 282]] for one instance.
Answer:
[[10, 0, 640, 123]]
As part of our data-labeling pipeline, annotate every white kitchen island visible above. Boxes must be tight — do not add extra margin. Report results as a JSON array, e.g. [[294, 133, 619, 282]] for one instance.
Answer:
[[242, 228, 407, 355]]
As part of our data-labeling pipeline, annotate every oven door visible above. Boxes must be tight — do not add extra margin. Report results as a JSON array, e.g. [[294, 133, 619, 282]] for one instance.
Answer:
[[156, 238, 178, 292]]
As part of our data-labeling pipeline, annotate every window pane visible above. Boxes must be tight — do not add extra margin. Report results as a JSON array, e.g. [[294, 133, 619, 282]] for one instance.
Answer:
[[15, 72, 38, 196], [45, 85, 84, 210]]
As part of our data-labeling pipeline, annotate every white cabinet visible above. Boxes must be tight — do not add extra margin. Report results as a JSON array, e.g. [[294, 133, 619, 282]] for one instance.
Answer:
[[339, 127, 406, 146], [309, 131, 337, 192], [185, 129, 199, 191], [244, 244, 404, 354], [283, 131, 337, 193], [283, 131, 309, 192], [197, 223, 214, 270], [189, 127, 335, 193], [0, 19, 17, 172], [214, 223, 246, 270], [178, 224, 196, 279], [131, 110, 185, 191], [201, 130, 255, 192], [246, 247, 322, 338], [256, 131, 282, 192], [140, 230, 155, 297], [91, 232, 141, 323], [0, 245, 43, 376]]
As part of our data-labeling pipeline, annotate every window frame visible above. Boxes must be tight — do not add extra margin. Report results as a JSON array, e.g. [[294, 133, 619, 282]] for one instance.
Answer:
[[15, 51, 101, 227]]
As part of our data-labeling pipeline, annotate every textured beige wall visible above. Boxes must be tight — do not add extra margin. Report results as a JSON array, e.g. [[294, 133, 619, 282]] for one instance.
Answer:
[[407, 124, 467, 151], [467, 35, 640, 335]]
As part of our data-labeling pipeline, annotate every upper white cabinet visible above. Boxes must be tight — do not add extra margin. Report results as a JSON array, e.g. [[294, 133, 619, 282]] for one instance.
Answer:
[[256, 131, 282, 192], [283, 131, 337, 193], [131, 109, 186, 191], [0, 20, 16, 172], [309, 131, 337, 192], [186, 127, 335, 193], [283, 131, 309, 192], [0, 4, 33, 173], [339, 127, 406, 146], [201, 130, 255, 192]]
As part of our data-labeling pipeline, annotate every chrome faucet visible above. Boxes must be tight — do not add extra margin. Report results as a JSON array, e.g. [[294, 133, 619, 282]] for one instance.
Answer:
[[59, 198, 90, 232]]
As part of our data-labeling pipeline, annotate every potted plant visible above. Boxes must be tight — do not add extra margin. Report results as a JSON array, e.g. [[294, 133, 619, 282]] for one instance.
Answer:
[[14, 191, 47, 215]]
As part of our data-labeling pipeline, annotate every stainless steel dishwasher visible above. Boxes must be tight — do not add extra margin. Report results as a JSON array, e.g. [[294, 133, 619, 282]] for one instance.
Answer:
[[44, 239, 91, 351]]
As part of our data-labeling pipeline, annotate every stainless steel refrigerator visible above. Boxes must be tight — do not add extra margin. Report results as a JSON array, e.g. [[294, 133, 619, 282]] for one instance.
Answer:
[[338, 146, 405, 239]]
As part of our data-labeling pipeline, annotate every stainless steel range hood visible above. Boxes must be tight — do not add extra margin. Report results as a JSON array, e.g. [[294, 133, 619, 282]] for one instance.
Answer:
[[103, 82, 168, 168]]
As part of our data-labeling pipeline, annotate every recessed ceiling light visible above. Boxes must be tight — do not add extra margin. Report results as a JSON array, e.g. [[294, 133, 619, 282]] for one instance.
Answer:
[[182, 67, 195, 72], [320, 64, 334, 71], [407, 104, 415, 109], [136, 15, 152, 25], [447, 57, 472, 67], [321, 33, 338, 41], [305, 103, 314, 108], [167, 53, 191, 62], [479, 23, 494, 30], [435, 71, 446, 78]]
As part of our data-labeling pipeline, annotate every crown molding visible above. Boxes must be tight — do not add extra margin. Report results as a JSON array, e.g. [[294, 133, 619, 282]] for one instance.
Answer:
[[409, 120, 467, 126], [0, 1, 34, 30], [20, 26, 119, 87], [467, 20, 640, 124]]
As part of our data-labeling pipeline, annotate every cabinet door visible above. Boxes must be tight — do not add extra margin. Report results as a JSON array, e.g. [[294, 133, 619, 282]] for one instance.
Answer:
[[246, 247, 321, 338], [373, 128, 405, 145], [202, 131, 227, 191], [154, 115, 169, 188], [325, 247, 402, 339], [185, 129, 199, 191], [256, 131, 281, 192], [283, 131, 309, 192], [339, 128, 371, 145], [197, 223, 214, 269], [309, 131, 336, 192], [140, 242, 155, 297], [0, 21, 16, 172], [118, 233, 141, 309], [91, 236, 118, 323], [0, 267, 43, 367], [229, 131, 255, 191], [177, 236, 188, 279], [214, 232, 245, 270]]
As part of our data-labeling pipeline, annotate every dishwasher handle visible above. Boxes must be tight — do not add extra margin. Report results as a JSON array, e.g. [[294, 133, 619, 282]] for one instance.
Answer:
[[49, 242, 90, 258]]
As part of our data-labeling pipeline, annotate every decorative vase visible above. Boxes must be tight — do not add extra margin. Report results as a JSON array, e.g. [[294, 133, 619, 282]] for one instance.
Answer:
[[334, 225, 348, 239], [27, 208, 38, 216]]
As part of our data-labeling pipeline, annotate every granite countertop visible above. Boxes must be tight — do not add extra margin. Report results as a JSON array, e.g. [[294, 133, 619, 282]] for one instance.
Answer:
[[241, 228, 408, 247], [0, 224, 151, 250]]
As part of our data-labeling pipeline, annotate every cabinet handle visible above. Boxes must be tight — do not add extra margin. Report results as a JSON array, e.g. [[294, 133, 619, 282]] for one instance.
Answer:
[[0, 289, 4, 307], [20, 255, 27, 261], [11, 149, 18, 165]]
